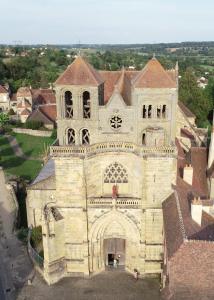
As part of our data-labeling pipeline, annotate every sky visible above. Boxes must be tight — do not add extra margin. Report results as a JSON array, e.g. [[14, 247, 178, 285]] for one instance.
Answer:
[[0, 0, 214, 44]]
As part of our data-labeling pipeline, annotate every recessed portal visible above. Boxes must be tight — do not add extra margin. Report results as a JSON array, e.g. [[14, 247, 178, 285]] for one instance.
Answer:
[[104, 238, 125, 267]]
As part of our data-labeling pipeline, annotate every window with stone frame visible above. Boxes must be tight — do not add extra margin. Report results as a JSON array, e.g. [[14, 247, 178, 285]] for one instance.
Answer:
[[162, 105, 167, 118], [104, 162, 128, 184], [109, 115, 122, 130], [81, 129, 90, 145], [83, 91, 91, 119], [65, 91, 73, 118], [67, 128, 75, 144]]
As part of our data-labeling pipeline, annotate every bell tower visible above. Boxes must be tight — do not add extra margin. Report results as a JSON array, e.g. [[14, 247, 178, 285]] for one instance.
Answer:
[[54, 55, 104, 146]]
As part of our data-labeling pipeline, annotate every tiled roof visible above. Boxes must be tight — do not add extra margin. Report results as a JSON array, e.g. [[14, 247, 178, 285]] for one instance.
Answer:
[[55, 56, 104, 86], [10, 93, 17, 102], [99, 71, 122, 103], [178, 101, 195, 118], [39, 105, 57, 122], [20, 108, 31, 116], [181, 128, 195, 140], [17, 87, 32, 98], [0, 85, 7, 93], [32, 89, 56, 105], [17, 99, 31, 109], [132, 57, 177, 88], [29, 105, 56, 124], [191, 147, 208, 197]]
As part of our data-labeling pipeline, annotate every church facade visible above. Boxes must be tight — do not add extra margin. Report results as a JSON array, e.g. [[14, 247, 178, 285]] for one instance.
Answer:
[[27, 56, 187, 285]]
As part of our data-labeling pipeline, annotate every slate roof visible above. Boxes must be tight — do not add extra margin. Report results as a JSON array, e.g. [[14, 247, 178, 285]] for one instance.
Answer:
[[32, 159, 55, 185], [55, 56, 104, 86]]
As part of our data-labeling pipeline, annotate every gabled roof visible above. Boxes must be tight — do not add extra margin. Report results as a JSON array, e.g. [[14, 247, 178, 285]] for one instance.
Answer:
[[32, 89, 56, 105], [132, 57, 177, 88], [17, 87, 32, 98], [55, 56, 104, 86], [0, 85, 7, 94], [20, 108, 31, 116]]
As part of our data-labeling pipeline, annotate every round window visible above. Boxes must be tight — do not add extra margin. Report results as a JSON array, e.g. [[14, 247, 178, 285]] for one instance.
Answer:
[[109, 115, 122, 130]]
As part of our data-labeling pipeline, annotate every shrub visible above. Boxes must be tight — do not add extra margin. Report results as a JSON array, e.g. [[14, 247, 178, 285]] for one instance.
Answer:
[[30, 225, 42, 248], [51, 128, 57, 139], [25, 120, 43, 130], [8, 108, 15, 115], [17, 227, 28, 244]]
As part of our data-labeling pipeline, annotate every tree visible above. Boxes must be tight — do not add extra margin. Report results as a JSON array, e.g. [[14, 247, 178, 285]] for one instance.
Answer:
[[0, 112, 9, 130], [179, 68, 212, 127]]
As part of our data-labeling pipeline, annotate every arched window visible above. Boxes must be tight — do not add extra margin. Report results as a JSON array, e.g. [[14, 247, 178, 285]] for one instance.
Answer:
[[65, 91, 73, 118], [148, 105, 152, 118], [83, 91, 91, 119], [162, 105, 166, 118], [104, 162, 128, 184], [81, 129, 90, 145], [142, 133, 146, 145], [67, 128, 75, 144]]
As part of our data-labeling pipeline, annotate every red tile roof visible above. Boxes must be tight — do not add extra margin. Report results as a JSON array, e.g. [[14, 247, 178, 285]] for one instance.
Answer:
[[0, 85, 7, 93], [32, 89, 56, 105], [132, 58, 177, 88], [20, 108, 31, 116], [99, 71, 121, 103], [17, 87, 32, 98], [55, 56, 104, 86], [39, 105, 56, 122], [17, 99, 31, 109], [191, 147, 208, 197]]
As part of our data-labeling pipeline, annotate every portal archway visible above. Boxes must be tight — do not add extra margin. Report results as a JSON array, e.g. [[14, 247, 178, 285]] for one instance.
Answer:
[[89, 210, 140, 274]]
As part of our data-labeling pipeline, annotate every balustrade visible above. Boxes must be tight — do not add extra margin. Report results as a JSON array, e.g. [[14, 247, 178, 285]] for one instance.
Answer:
[[50, 141, 176, 157]]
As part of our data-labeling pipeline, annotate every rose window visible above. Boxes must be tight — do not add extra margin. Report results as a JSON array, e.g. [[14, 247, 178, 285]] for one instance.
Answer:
[[109, 115, 122, 130]]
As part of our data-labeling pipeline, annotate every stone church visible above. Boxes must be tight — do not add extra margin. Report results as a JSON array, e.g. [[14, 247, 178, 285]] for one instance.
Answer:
[[27, 55, 211, 288]]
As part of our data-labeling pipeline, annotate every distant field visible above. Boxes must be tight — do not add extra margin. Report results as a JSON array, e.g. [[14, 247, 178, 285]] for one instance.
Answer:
[[199, 64, 214, 71]]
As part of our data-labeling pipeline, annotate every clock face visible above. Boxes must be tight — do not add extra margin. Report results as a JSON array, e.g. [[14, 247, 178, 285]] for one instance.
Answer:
[[109, 115, 122, 130]]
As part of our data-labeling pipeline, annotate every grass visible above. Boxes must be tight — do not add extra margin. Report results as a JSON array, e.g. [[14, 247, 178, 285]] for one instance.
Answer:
[[0, 135, 43, 181], [12, 133, 55, 159]]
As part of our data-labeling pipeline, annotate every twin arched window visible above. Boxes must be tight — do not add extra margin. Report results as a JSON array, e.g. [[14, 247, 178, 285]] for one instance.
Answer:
[[67, 128, 90, 145], [142, 104, 167, 119], [64, 90, 91, 119]]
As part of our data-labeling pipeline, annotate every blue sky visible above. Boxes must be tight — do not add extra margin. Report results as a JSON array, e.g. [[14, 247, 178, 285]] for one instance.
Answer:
[[0, 0, 213, 44]]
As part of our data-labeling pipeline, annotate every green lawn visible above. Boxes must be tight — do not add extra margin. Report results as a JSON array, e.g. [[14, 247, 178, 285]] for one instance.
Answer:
[[0, 135, 43, 181], [12, 133, 55, 159]]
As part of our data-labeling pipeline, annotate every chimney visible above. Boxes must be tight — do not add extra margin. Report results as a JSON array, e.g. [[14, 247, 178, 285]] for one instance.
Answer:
[[183, 164, 193, 185], [191, 197, 202, 225]]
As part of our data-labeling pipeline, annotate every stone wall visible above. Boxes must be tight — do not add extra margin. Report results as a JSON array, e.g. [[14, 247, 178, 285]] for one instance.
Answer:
[[13, 128, 52, 137]]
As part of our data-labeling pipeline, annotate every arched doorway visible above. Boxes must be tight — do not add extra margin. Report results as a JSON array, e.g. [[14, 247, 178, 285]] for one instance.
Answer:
[[89, 210, 140, 274], [104, 238, 125, 267]]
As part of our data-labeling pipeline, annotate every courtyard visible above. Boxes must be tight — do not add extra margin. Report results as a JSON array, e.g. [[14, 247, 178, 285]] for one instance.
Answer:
[[17, 270, 161, 300]]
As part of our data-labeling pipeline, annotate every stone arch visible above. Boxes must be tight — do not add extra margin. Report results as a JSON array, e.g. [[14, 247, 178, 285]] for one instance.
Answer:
[[89, 210, 141, 272], [66, 128, 75, 145], [80, 128, 90, 145], [83, 91, 91, 118], [89, 210, 140, 243]]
